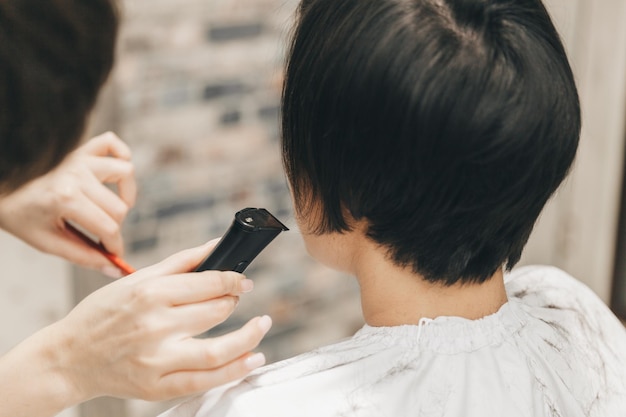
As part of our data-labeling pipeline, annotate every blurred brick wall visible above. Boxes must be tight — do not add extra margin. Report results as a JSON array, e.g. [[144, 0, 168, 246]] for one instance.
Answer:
[[109, 0, 364, 367]]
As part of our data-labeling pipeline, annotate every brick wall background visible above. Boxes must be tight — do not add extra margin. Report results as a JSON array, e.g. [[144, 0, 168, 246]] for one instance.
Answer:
[[87, 1, 365, 415], [111, 0, 364, 362]]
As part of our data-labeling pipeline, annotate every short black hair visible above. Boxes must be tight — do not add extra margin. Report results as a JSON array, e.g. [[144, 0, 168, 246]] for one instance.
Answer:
[[282, 0, 581, 285], [0, 0, 118, 193]]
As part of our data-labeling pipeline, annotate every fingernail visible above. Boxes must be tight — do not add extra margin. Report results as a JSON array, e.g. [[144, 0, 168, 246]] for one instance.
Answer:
[[245, 352, 266, 370], [240, 279, 254, 293], [205, 238, 221, 248], [258, 315, 272, 334], [101, 266, 122, 279]]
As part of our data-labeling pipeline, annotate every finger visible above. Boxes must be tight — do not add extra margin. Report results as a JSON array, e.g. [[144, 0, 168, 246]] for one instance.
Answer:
[[81, 174, 129, 224], [133, 270, 250, 306], [135, 239, 222, 278], [63, 195, 124, 256], [85, 156, 137, 208], [162, 315, 272, 373], [168, 271, 251, 305], [158, 351, 266, 400], [170, 296, 240, 336], [39, 229, 111, 269], [80, 132, 132, 160]]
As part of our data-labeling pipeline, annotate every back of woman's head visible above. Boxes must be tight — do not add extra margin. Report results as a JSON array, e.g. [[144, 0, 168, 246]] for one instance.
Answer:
[[282, 0, 580, 285], [0, 0, 118, 193]]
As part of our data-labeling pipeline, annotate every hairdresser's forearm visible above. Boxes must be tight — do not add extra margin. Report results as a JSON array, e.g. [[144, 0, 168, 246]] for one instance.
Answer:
[[0, 322, 84, 417]]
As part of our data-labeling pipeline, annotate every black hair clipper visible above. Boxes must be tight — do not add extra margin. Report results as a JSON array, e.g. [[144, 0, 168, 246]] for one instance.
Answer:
[[194, 208, 289, 273]]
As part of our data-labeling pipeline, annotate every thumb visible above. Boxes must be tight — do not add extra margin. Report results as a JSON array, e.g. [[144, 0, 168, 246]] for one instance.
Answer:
[[42, 229, 112, 269], [135, 238, 221, 278]]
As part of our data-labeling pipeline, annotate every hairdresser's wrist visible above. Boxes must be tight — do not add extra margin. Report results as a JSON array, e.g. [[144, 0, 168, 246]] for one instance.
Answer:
[[0, 322, 87, 417], [41, 320, 95, 407]]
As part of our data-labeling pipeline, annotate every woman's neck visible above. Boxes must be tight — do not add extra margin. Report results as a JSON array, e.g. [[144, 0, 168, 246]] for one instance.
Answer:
[[353, 241, 508, 327]]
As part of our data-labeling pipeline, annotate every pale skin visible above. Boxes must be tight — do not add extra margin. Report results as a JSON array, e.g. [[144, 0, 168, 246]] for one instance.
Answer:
[[298, 215, 508, 325], [0, 133, 272, 416], [0, 243, 272, 416], [0, 132, 137, 273]]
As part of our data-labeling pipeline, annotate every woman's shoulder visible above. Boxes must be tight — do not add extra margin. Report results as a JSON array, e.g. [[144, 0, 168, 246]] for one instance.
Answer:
[[505, 265, 626, 353], [158, 333, 389, 417], [504, 265, 626, 416], [506, 265, 610, 311]]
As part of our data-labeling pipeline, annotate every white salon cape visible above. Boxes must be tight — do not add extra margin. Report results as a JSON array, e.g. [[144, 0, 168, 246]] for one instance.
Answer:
[[160, 266, 626, 417]]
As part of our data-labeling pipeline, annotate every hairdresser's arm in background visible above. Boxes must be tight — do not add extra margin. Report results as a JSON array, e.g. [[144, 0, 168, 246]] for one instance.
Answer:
[[0, 132, 136, 274], [0, 242, 272, 417]]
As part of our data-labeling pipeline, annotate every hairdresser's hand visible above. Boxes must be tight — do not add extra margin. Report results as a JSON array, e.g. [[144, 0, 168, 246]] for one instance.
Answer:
[[59, 241, 271, 400], [0, 241, 272, 416], [0, 132, 136, 271]]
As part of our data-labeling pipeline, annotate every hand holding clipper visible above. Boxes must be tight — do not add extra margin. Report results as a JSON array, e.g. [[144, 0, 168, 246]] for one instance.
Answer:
[[195, 208, 288, 273]]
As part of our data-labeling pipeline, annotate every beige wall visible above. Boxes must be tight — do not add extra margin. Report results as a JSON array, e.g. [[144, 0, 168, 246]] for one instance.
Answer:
[[521, 0, 626, 302], [0, 232, 77, 417]]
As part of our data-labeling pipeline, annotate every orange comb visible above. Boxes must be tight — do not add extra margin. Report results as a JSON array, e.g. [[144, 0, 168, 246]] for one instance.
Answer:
[[65, 221, 136, 276]]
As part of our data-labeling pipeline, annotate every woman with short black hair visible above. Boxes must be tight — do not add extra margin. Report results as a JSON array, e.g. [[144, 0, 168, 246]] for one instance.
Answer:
[[162, 0, 626, 415]]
